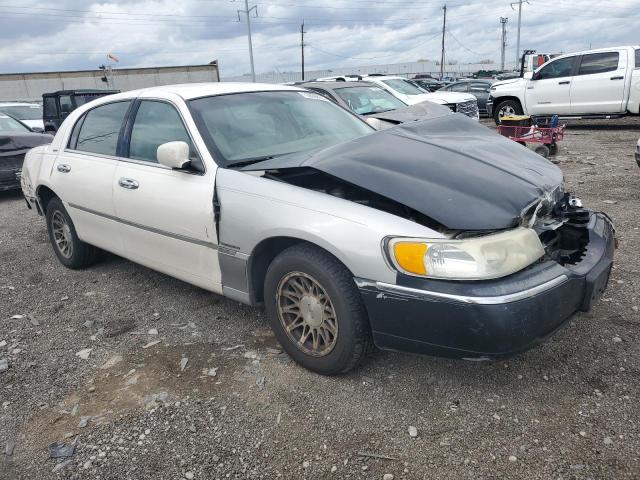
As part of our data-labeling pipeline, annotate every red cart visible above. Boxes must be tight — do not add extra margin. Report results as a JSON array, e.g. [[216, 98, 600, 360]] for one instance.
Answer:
[[497, 119, 565, 158]]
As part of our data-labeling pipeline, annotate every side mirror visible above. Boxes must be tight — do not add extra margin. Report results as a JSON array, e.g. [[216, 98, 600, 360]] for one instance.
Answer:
[[157, 141, 191, 169], [524, 71, 535, 80]]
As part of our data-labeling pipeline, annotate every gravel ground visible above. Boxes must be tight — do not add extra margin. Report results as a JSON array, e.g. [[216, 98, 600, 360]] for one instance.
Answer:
[[1, 118, 639, 480]]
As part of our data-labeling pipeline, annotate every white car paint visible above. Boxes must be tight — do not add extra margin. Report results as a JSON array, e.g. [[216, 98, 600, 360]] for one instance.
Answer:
[[20, 82, 441, 299], [490, 45, 640, 118], [0, 102, 44, 130], [361, 75, 476, 108]]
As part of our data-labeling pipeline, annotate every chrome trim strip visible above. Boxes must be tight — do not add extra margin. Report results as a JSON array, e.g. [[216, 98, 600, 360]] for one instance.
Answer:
[[354, 275, 569, 305], [68, 203, 217, 250]]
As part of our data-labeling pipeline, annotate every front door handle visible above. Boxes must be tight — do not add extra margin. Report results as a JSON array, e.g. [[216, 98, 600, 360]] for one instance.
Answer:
[[610, 76, 624, 80], [118, 177, 139, 190], [57, 164, 71, 173], [558, 81, 570, 85]]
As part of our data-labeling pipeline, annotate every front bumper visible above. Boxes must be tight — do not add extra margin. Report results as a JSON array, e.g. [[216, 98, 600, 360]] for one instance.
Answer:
[[357, 212, 615, 359], [0, 167, 21, 192]]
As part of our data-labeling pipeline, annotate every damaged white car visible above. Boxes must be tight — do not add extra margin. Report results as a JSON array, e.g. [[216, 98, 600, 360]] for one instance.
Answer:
[[21, 83, 615, 374]]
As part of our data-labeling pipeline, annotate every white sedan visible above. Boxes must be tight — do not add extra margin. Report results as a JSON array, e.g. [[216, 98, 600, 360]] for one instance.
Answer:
[[21, 83, 614, 374]]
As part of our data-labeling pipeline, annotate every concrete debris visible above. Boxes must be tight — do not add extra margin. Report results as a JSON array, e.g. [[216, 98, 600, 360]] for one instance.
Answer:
[[100, 355, 123, 369], [75, 348, 92, 360], [0, 359, 8, 373], [10, 315, 25, 319], [0, 340, 5, 347], [408, 426, 418, 438], [383, 474, 395, 480], [78, 416, 91, 428], [185, 472, 194, 480], [602, 200, 617, 205], [5, 441, 16, 456], [256, 375, 266, 390], [143, 392, 169, 409], [28, 315, 39, 326], [48, 442, 75, 459], [508, 455, 517, 462], [613, 336, 622, 343], [148, 328, 159, 335], [180, 357, 189, 371], [222, 344, 244, 351], [204, 367, 218, 377], [604, 437, 613, 445], [142, 340, 161, 349], [243, 350, 258, 359]]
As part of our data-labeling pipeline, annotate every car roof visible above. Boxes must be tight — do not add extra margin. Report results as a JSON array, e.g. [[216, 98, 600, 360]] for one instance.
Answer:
[[362, 75, 404, 81], [297, 81, 379, 90], [0, 102, 40, 106], [43, 89, 120, 96], [99, 82, 303, 102]]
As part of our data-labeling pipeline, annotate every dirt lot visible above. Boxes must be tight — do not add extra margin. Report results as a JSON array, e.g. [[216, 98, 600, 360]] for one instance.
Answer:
[[1, 118, 639, 480]]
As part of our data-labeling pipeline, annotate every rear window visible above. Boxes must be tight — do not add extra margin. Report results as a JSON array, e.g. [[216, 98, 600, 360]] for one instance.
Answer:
[[0, 105, 42, 120], [43, 97, 57, 117], [74, 101, 130, 156], [578, 52, 619, 75]]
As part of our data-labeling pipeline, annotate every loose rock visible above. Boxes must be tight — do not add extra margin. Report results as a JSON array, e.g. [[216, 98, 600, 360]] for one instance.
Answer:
[[408, 426, 418, 438], [75, 348, 92, 360]]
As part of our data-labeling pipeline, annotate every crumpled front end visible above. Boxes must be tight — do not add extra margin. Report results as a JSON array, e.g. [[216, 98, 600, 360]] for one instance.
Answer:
[[359, 208, 615, 359]]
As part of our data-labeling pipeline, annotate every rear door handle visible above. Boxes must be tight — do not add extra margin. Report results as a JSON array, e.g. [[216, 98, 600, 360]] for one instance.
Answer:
[[558, 81, 570, 85], [118, 177, 139, 190], [610, 76, 624, 80], [57, 164, 71, 173]]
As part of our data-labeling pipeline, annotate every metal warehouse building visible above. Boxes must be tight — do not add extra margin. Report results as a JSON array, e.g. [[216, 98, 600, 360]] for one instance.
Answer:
[[0, 61, 219, 102]]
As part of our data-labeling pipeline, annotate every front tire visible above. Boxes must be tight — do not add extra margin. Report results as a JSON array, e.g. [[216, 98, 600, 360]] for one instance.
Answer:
[[493, 99, 523, 124], [45, 197, 99, 269], [264, 244, 372, 375]]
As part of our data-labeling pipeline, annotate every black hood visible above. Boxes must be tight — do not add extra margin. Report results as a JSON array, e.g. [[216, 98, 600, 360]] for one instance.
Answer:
[[244, 114, 564, 231], [0, 132, 52, 157], [366, 101, 453, 124]]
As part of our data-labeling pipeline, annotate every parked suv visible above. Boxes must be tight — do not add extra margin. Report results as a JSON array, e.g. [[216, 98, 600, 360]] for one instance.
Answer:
[[439, 79, 494, 115], [43, 89, 119, 133], [488, 45, 640, 123]]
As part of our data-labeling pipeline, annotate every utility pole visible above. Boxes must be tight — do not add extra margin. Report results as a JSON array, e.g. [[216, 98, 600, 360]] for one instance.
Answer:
[[237, 0, 257, 82], [301, 20, 306, 81], [511, 0, 527, 67], [440, 4, 446, 80], [500, 17, 508, 71]]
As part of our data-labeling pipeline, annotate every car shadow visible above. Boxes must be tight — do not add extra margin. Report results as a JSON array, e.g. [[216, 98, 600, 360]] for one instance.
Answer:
[[0, 190, 23, 203]]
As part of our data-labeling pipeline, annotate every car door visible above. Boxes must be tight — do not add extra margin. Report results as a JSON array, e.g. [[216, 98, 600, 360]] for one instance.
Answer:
[[470, 82, 491, 112], [525, 56, 577, 115], [52, 100, 132, 255], [113, 98, 221, 292], [570, 51, 627, 114]]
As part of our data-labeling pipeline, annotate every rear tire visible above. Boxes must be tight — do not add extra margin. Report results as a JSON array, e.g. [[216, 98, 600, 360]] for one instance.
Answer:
[[264, 244, 372, 375], [493, 99, 523, 124], [46, 197, 99, 269]]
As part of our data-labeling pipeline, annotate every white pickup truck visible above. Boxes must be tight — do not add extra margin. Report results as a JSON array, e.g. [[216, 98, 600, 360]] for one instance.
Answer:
[[487, 46, 640, 123]]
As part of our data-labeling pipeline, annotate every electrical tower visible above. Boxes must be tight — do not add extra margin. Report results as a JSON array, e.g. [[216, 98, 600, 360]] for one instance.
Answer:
[[237, 0, 257, 82], [301, 20, 306, 81], [440, 4, 447, 80], [500, 17, 508, 71]]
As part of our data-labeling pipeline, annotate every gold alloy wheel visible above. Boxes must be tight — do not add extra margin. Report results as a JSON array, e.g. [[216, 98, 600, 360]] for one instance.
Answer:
[[51, 211, 73, 259], [277, 271, 338, 357]]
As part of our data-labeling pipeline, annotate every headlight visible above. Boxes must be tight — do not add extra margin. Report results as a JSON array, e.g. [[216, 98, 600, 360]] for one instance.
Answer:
[[387, 227, 544, 280]]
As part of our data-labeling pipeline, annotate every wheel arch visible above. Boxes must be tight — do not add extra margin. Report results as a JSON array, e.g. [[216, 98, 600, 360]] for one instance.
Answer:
[[493, 96, 524, 112], [246, 235, 355, 305], [35, 184, 60, 216]]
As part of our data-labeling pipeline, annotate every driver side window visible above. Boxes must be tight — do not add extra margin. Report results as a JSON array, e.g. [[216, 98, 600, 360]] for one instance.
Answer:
[[536, 56, 576, 80]]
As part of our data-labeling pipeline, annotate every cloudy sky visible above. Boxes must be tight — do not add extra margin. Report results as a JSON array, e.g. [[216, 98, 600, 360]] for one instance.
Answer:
[[0, 0, 638, 77]]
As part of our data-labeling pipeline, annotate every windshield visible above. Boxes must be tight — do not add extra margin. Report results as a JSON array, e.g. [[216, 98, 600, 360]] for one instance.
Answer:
[[333, 86, 407, 115], [0, 114, 30, 132], [189, 91, 373, 167], [382, 79, 426, 96], [0, 105, 42, 120]]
